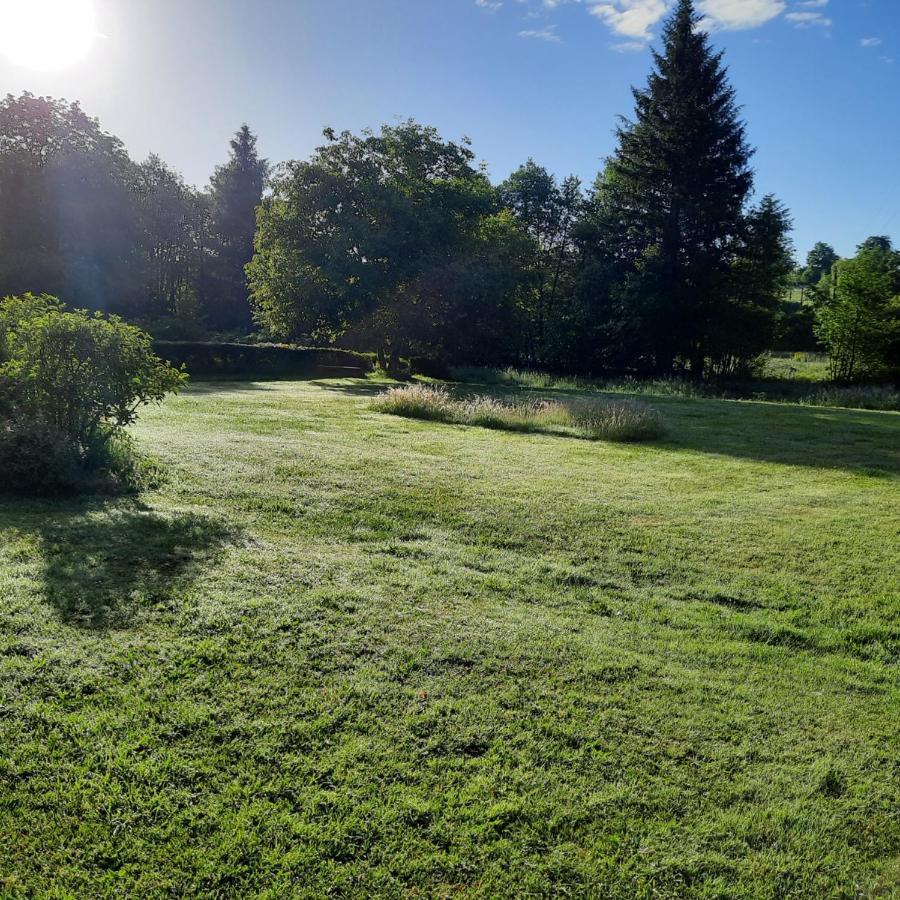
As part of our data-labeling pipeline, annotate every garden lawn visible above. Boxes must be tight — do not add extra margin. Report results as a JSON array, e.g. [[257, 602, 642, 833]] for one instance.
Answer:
[[1, 377, 898, 898]]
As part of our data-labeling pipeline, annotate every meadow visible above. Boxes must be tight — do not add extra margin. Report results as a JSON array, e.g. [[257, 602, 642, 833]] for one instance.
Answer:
[[1, 376, 898, 897]]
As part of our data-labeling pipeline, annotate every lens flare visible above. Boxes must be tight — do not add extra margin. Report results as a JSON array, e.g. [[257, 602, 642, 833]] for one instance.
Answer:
[[0, 0, 99, 72]]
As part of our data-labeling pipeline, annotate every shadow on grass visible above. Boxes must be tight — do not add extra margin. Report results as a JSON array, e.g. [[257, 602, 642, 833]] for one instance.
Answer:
[[185, 381, 279, 394], [3, 499, 236, 628], [306, 379, 389, 397], [461, 379, 899, 474], [654, 400, 899, 475]]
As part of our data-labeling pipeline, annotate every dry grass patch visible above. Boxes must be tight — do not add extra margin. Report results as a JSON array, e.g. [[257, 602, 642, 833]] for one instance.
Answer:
[[372, 384, 664, 442]]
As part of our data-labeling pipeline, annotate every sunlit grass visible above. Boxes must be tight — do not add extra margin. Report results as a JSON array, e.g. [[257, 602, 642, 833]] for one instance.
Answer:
[[0, 377, 897, 896], [372, 383, 664, 441]]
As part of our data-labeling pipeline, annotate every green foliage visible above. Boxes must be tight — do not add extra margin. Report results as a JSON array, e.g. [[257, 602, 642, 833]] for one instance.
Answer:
[[584, 0, 755, 376], [498, 161, 583, 365], [205, 125, 269, 331], [0, 294, 185, 493], [711, 195, 795, 376], [813, 238, 900, 380], [801, 241, 839, 286], [372, 383, 664, 441], [249, 121, 527, 366], [0, 95, 265, 337], [0, 93, 140, 312]]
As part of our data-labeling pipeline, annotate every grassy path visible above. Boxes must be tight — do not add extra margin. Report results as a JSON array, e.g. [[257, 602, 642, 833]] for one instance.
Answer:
[[1, 378, 898, 897]]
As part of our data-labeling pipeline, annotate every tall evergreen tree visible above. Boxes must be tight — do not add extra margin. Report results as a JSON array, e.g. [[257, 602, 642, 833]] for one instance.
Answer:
[[206, 125, 268, 332], [803, 241, 839, 286], [593, 0, 754, 376]]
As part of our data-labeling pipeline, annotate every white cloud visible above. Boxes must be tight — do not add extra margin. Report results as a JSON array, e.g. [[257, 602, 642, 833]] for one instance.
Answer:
[[697, 0, 786, 32], [611, 40, 649, 51], [860, 37, 882, 48], [519, 25, 563, 41], [484, 0, 832, 46], [785, 10, 831, 28], [582, 0, 788, 42], [587, 0, 667, 41]]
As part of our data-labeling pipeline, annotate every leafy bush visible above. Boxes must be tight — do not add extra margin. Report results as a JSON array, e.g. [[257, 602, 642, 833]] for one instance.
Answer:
[[0, 294, 186, 495], [372, 384, 664, 442], [0, 423, 83, 495], [152, 341, 375, 377]]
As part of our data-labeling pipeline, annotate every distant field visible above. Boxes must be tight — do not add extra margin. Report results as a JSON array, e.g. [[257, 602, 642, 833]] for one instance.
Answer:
[[1, 378, 898, 897], [761, 352, 831, 382]]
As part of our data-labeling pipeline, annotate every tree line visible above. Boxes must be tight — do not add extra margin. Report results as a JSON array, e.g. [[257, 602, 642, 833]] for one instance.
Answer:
[[0, 95, 267, 335], [1, 0, 896, 381]]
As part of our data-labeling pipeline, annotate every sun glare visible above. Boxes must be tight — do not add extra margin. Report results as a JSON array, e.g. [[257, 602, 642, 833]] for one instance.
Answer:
[[0, 0, 99, 72]]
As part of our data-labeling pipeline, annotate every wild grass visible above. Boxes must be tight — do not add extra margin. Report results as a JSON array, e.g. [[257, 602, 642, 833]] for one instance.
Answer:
[[761, 351, 832, 383], [801, 383, 900, 411], [453, 365, 900, 411], [1, 377, 898, 896], [372, 383, 665, 441]]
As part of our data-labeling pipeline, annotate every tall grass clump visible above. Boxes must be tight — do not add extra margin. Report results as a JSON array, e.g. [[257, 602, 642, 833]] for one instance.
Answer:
[[370, 383, 456, 421], [802, 384, 900, 412], [567, 397, 665, 441], [372, 385, 664, 442]]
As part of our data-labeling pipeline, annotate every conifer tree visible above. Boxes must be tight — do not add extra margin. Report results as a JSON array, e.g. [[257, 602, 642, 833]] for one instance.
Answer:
[[206, 125, 268, 332], [596, 0, 754, 376]]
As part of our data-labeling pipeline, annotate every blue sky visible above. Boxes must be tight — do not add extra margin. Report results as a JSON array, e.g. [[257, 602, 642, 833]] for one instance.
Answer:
[[1, 0, 898, 259]]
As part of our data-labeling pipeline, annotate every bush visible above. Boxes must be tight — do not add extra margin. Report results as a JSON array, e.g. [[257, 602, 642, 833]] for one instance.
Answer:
[[152, 342, 375, 378], [0, 294, 186, 495], [371, 385, 664, 442], [0, 423, 83, 495]]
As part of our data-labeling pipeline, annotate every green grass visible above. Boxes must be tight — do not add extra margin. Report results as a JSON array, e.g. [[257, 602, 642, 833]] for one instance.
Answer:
[[761, 353, 831, 383], [1, 376, 898, 897], [453, 364, 900, 411]]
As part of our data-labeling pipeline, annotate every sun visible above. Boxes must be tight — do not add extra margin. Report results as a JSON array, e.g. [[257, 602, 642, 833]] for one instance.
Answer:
[[0, 0, 99, 72]]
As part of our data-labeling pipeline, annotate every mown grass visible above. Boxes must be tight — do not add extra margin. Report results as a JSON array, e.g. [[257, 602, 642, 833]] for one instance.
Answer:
[[1, 376, 898, 897], [372, 383, 664, 442]]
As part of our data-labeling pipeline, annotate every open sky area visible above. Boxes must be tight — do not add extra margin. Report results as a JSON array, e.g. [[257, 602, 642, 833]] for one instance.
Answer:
[[1, 0, 898, 258]]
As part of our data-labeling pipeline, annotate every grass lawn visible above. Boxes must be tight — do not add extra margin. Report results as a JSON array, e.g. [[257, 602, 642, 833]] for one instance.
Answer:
[[761, 354, 832, 383], [1, 377, 898, 897]]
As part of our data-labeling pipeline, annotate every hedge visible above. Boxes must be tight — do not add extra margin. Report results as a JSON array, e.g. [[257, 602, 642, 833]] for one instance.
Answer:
[[151, 342, 376, 378]]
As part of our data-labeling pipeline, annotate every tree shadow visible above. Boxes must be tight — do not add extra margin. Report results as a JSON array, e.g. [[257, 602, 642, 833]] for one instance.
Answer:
[[307, 379, 390, 397], [452, 380, 900, 474], [652, 398, 899, 475], [3, 499, 236, 629], [185, 381, 279, 394]]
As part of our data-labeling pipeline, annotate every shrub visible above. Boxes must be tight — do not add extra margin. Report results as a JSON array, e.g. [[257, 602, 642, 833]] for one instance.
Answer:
[[371, 385, 664, 442], [152, 341, 375, 378], [0, 423, 83, 495], [0, 294, 186, 495]]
